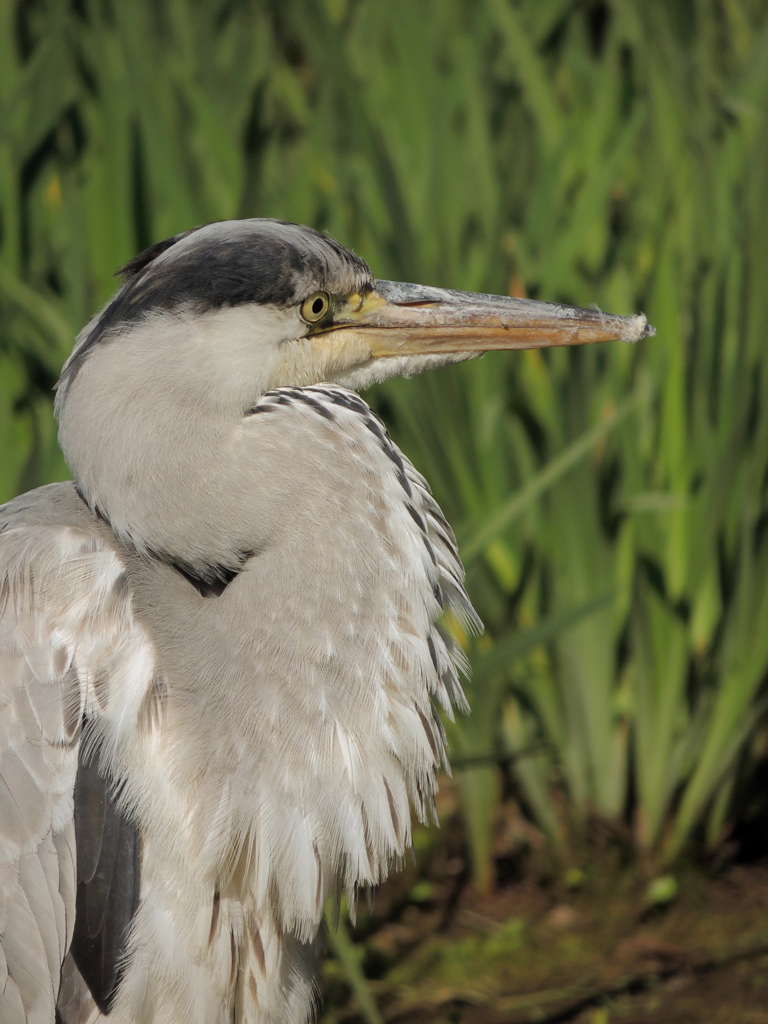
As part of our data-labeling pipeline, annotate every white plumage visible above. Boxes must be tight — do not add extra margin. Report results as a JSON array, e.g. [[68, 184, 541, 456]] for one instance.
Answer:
[[0, 219, 652, 1023]]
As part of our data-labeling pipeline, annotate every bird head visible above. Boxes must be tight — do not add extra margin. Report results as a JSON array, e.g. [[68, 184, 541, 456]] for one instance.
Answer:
[[57, 218, 653, 407], [54, 219, 653, 572]]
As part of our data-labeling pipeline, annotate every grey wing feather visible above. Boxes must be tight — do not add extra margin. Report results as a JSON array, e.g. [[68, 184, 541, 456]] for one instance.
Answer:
[[70, 751, 140, 1014], [0, 487, 144, 1023]]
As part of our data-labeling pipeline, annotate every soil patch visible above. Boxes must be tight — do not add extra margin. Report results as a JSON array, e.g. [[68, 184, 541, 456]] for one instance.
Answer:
[[321, 812, 768, 1023]]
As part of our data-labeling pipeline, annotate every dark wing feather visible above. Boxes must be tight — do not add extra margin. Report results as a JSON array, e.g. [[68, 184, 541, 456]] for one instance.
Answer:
[[70, 750, 140, 1014], [0, 486, 151, 1022]]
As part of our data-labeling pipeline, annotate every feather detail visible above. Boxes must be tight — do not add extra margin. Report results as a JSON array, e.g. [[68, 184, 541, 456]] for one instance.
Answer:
[[2, 381, 480, 1024]]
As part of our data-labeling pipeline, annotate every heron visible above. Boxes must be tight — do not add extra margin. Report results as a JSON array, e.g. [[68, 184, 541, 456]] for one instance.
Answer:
[[0, 219, 652, 1024]]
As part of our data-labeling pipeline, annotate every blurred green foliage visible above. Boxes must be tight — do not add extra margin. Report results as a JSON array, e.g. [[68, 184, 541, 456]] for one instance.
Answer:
[[2, 0, 768, 892]]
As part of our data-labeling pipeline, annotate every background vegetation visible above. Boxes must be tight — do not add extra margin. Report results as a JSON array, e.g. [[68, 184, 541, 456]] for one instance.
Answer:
[[3, 0, 768, 1018]]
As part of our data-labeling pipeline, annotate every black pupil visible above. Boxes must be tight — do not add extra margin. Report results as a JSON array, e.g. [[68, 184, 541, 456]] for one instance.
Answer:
[[312, 296, 325, 315]]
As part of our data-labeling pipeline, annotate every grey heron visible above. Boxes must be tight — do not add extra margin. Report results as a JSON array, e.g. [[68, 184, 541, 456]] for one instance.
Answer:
[[0, 219, 652, 1023]]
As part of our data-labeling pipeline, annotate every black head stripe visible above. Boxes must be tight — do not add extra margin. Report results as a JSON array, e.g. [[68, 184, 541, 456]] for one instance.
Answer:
[[115, 228, 201, 280], [62, 220, 374, 385]]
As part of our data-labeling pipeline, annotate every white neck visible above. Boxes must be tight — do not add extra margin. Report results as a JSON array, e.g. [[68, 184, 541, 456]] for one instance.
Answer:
[[57, 307, 298, 574]]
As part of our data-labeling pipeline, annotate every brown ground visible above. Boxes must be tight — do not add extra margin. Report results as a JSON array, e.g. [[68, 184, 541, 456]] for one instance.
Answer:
[[320, 789, 768, 1024]]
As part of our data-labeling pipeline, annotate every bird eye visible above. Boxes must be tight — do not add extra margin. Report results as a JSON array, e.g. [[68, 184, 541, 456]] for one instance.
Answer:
[[300, 291, 331, 324]]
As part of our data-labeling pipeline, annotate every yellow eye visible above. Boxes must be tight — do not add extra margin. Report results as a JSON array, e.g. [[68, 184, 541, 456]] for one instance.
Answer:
[[300, 291, 331, 324]]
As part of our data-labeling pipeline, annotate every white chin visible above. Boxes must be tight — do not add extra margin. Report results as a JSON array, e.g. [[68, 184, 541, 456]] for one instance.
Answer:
[[331, 351, 478, 391]]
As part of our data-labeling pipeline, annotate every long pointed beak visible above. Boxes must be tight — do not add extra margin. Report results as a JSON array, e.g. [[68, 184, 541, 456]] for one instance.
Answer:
[[328, 280, 654, 355]]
